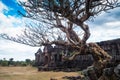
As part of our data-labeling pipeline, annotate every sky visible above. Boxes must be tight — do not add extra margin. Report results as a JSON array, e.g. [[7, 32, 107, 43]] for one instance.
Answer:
[[0, 0, 120, 61]]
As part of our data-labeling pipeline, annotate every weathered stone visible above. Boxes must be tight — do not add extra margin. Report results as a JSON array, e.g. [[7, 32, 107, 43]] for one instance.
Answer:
[[62, 76, 82, 80], [97, 38, 120, 61], [35, 38, 120, 71], [35, 48, 44, 66]]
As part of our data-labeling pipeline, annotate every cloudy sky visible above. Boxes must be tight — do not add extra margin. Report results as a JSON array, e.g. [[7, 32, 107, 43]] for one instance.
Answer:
[[0, 0, 120, 61], [0, 0, 39, 61]]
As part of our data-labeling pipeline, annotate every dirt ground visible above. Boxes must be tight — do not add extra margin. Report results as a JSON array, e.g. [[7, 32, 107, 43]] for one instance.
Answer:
[[0, 66, 80, 80]]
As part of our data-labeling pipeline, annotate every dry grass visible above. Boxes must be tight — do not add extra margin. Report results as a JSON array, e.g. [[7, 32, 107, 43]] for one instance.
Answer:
[[0, 66, 80, 80]]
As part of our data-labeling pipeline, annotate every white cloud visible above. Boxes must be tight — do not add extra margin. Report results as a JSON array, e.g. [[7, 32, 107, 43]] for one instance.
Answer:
[[105, 21, 120, 28], [0, 1, 25, 36], [87, 6, 120, 42], [0, 1, 39, 61], [0, 15, 25, 36], [17, 0, 28, 2], [0, 39, 39, 61], [88, 21, 120, 42], [0, 1, 8, 12]]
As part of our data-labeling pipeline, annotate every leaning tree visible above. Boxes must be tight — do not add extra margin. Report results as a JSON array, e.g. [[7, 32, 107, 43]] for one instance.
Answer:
[[1, 0, 120, 70]]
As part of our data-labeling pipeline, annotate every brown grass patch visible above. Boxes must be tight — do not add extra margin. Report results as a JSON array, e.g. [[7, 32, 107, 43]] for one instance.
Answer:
[[0, 66, 80, 80]]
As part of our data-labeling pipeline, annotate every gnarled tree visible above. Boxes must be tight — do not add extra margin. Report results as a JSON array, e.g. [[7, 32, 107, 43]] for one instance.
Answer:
[[1, 0, 120, 70]]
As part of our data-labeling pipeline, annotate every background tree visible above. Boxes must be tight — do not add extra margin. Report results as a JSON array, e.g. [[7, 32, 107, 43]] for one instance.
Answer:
[[0, 58, 8, 66], [8, 58, 14, 66], [0, 0, 120, 69], [0, 58, 34, 67], [25, 59, 32, 65]]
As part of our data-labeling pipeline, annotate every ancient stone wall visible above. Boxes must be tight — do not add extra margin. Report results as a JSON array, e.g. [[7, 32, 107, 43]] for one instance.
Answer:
[[35, 38, 120, 70], [67, 38, 120, 69], [98, 38, 120, 61]]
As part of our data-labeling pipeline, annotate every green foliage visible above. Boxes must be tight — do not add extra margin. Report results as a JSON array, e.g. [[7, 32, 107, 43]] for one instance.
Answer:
[[20, 61, 27, 66], [25, 59, 31, 65], [8, 58, 14, 66], [0, 59, 8, 66], [0, 58, 35, 67]]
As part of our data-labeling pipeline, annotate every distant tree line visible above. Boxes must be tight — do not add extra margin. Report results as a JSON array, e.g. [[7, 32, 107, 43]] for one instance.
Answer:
[[0, 58, 35, 67]]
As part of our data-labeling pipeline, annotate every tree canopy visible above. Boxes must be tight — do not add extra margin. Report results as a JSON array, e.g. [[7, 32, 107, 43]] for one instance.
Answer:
[[1, 0, 120, 48], [0, 0, 119, 61]]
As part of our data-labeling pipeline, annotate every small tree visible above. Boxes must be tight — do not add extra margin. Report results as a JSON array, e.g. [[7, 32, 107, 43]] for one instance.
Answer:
[[25, 59, 32, 65], [8, 58, 14, 66]]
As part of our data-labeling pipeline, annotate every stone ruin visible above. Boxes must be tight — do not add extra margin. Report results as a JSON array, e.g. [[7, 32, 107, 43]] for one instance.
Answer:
[[35, 38, 120, 71], [97, 38, 120, 62]]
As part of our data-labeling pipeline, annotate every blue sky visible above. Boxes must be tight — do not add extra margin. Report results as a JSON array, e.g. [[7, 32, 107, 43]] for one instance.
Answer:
[[0, 0, 120, 61], [1, 0, 25, 17], [0, 0, 39, 61]]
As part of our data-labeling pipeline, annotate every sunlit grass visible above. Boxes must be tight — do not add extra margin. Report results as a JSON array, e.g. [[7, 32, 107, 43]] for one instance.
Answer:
[[0, 66, 79, 80]]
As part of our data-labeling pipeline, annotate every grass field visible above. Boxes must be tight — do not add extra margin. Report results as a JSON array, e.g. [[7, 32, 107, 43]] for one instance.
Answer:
[[0, 66, 80, 80]]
